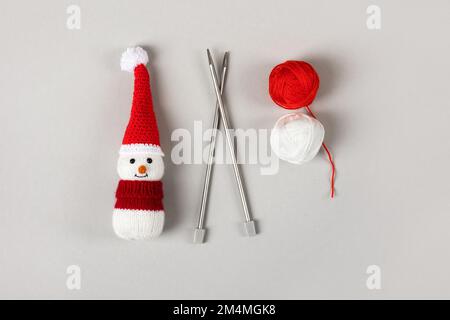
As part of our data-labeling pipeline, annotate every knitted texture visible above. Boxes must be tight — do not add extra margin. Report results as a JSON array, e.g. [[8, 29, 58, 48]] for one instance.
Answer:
[[122, 64, 161, 147], [113, 47, 166, 240], [113, 209, 164, 240], [114, 180, 164, 211]]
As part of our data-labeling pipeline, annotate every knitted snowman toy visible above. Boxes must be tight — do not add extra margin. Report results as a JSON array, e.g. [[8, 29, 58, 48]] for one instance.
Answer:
[[112, 47, 165, 240]]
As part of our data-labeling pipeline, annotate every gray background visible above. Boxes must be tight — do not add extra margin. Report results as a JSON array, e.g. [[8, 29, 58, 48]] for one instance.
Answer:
[[0, 0, 449, 299]]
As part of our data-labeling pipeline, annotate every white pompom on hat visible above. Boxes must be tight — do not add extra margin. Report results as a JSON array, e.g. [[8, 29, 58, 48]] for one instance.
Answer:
[[120, 47, 149, 72], [270, 112, 324, 164]]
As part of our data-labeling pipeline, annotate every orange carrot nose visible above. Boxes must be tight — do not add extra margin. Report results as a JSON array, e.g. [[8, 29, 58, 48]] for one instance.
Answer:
[[138, 165, 147, 174]]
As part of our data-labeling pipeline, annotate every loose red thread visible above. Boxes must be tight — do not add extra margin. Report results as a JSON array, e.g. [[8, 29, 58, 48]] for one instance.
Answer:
[[306, 106, 335, 198]]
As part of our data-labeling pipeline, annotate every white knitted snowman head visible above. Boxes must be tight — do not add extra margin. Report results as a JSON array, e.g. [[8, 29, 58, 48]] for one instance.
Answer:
[[117, 153, 164, 181], [270, 112, 324, 164]]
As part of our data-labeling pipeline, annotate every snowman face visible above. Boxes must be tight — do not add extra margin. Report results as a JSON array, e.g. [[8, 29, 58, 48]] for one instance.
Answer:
[[117, 154, 164, 181]]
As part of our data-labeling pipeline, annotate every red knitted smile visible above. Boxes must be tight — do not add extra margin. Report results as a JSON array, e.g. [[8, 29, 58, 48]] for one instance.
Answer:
[[134, 173, 148, 178]]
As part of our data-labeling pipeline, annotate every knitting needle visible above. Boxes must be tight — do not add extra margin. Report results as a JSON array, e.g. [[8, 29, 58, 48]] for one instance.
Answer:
[[193, 52, 229, 244], [206, 49, 256, 237]]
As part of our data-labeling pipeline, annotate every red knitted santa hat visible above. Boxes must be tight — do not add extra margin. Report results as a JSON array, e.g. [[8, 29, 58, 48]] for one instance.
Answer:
[[119, 47, 163, 156]]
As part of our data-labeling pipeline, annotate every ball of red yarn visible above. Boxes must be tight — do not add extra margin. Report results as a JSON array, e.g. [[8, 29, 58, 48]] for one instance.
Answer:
[[269, 61, 320, 109]]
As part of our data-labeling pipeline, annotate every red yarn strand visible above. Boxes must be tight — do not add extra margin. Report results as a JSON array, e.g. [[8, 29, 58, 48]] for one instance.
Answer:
[[306, 106, 335, 198]]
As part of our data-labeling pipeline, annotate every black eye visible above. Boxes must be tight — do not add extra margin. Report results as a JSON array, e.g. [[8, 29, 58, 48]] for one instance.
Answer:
[[129, 158, 135, 164], [147, 158, 153, 164]]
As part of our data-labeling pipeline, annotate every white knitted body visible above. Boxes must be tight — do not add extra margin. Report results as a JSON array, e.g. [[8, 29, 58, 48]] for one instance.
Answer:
[[112, 209, 164, 240]]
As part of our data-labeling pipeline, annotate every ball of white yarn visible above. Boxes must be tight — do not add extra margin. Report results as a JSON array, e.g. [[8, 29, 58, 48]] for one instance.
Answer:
[[270, 112, 325, 164]]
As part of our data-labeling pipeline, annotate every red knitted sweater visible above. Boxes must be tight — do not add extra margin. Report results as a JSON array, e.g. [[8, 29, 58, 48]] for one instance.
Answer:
[[114, 180, 164, 211]]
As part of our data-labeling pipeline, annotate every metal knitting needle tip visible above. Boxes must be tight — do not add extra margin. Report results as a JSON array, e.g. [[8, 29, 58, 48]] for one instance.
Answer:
[[206, 49, 256, 237], [207, 48, 214, 66], [223, 51, 229, 68]]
